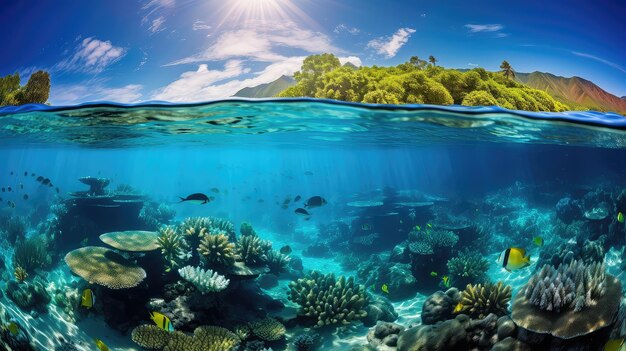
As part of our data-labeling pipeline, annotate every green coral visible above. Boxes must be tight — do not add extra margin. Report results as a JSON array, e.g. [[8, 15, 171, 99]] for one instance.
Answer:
[[233, 324, 251, 341], [455, 281, 512, 319], [265, 250, 291, 274], [236, 235, 269, 266], [132, 325, 170, 349], [131, 325, 240, 351], [198, 233, 236, 268], [157, 226, 190, 272], [13, 236, 51, 273], [206, 216, 236, 242], [408, 229, 458, 255], [249, 317, 286, 341], [288, 271, 369, 327], [193, 326, 240, 351], [446, 250, 489, 287]]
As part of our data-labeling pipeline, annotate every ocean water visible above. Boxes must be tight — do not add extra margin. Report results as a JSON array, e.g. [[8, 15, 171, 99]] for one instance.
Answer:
[[0, 99, 625, 351]]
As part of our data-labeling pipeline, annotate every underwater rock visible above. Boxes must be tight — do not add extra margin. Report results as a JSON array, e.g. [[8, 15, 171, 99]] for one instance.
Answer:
[[363, 294, 398, 327], [367, 321, 404, 350], [421, 288, 461, 325], [496, 316, 516, 340], [389, 242, 410, 264], [257, 273, 279, 289], [289, 256, 303, 271], [79, 176, 110, 196], [6, 276, 51, 313], [555, 197, 582, 224], [302, 243, 331, 257], [357, 255, 417, 301], [491, 337, 531, 351]]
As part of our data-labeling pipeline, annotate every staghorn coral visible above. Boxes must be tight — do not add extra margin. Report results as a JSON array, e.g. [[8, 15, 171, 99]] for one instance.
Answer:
[[249, 317, 286, 341], [408, 229, 458, 255], [206, 216, 236, 242], [288, 271, 369, 327], [99, 230, 160, 252], [455, 282, 512, 319], [524, 260, 607, 313], [157, 226, 190, 272], [14, 266, 28, 283], [64, 246, 146, 289], [198, 233, 236, 268], [131, 325, 170, 349], [236, 235, 268, 266], [13, 236, 51, 273], [264, 250, 290, 274], [178, 265, 230, 293], [240, 222, 257, 237], [447, 250, 489, 287]]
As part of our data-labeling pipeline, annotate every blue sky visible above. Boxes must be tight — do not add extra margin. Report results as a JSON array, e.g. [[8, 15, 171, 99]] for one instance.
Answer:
[[1, 0, 624, 105]]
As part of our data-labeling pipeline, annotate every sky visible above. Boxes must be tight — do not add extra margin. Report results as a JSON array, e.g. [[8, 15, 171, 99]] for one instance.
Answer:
[[1, 0, 624, 105]]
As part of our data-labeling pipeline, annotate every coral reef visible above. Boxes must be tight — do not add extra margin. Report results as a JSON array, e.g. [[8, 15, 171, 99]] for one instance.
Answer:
[[13, 236, 51, 274], [157, 226, 190, 272], [99, 230, 160, 252], [407, 228, 458, 255], [139, 202, 176, 230], [64, 246, 147, 289], [237, 235, 269, 266], [407, 228, 459, 291], [367, 322, 404, 350], [131, 324, 240, 351], [421, 288, 461, 325], [446, 250, 489, 287], [178, 265, 230, 293], [131, 324, 170, 349], [13, 266, 28, 282], [249, 317, 286, 341], [524, 260, 606, 312], [292, 332, 320, 351], [363, 294, 398, 327], [240, 222, 257, 237], [357, 255, 417, 301], [555, 197, 582, 224], [198, 233, 236, 268], [288, 271, 369, 327], [454, 282, 512, 319], [264, 250, 291, 274], [233, 324, 251, 341], [6, 276, 51, 313], [79, 176, 110, 196], [0, 215, 26, 244]]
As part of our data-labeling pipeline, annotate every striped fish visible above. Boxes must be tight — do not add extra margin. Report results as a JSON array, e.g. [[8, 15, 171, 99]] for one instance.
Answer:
[[81, 289, 95, 309], [149, 311, 174, 332]]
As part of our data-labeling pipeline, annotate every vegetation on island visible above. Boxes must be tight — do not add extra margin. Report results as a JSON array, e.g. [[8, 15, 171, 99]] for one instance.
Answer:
[[278, 53, 569, 112], [0, 71, 50, 106]]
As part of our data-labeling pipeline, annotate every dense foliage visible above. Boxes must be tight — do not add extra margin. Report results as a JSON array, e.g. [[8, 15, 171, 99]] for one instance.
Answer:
[[0, 71, 50, 106], [279, 54, 568, 112]]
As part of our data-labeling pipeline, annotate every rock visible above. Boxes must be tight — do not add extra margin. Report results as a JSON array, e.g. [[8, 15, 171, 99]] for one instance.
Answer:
[[303, 243, 330, 257], [421, 288, 461, 325], [496, 315, 516, 340], [290, 256, 304, 271], [491, 337, 531, 351], [397, 315, 467, 351], [389, 242, 410, 263], [257, 274, 278, 289], [465, 313, 498, 349], [363, 295, 398, 327], [367, 322, 405, 350], [6, 277, 51, 313], [555, 197, 581, 224]]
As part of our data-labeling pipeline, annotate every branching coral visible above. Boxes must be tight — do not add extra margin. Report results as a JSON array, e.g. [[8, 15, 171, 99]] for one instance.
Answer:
[[178, 266, 230, 293], [524, 260, 607, 313], [265, 250, 291, 274], [249, 317, 286, 341], [13, 236, 51, 273], [157, 226, 190, 272], [454, 282, 512, 319], [198, 233, 236, 268], [288, 271, 369, 327], [240, 222, 257, 237], [206, 216, 236, 242], [236, 235, 268, 266], [292, 332, 320, 351], [447, 250, 489, 287], [14, 266, 28, 283], [408, 229, 458, 255], [233, 324, 251, 341]]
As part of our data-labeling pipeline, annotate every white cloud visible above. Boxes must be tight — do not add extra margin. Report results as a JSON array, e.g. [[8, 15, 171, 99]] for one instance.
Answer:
[[141, 0, 174, 33], [167, 21, 339, 65], [467, 63, 479, 67], [149, 16, 166, 33], [56, 37, 126, 73], [50, 82, 143, 105], [572, 51, 626, 74], [367, 27, 416, 58], [465, 24, 503, 33], [334, 24, 360, 35], [339, 56, 362, 67], [193, 20, 211, 31]]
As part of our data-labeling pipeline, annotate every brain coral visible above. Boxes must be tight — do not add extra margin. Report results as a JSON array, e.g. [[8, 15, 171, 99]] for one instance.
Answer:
[[64, 246, 146, 289]]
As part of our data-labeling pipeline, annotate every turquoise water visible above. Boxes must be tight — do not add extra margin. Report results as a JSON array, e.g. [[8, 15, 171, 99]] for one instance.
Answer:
[[0, 100, 625, 350]]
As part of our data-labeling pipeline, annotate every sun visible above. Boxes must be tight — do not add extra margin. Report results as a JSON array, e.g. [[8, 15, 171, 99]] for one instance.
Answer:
[[213, 0, 315, 29]]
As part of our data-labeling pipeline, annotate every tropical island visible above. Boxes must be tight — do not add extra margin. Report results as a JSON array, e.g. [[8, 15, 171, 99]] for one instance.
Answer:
[[0, 71, 50, 107]]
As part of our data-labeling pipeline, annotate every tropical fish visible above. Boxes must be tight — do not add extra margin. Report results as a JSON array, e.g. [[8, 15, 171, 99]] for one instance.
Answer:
[[304, 196, 327, 209], [1, 188, 4, 192], [210, 187, 220, 193], [430, 271, 438, 277], [42, 178, 50, 185], [294, 208, 312, 217], [381, 284, 389, 294], [178, 193, 211, 204], [20, 184, 23, 189], [532, 236, 544, 247], [23, 172, 27, 176], [453, 303, 464, 313], [94, 339, 109, 351], [36, 176, 43, 182], [427, 223, 432, 228], [23, 194, 28, 201], [442, 275, 451, 288], [498, 247, 531, 272], [604, 338, 625, 351], [279, 245, 292, 255], [81, 288, 95, 309], [618, 212, 624, 223], [149, 311, 174, 332], [294, 195, 301, 202], [3, 322, 19, 335], [414, 225, 421, 231], [7, 187, 11, 192]]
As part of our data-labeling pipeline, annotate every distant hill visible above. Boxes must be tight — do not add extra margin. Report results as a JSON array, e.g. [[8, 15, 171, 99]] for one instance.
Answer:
[[516, 72, 626, 114], [234, 75, 295, 98]]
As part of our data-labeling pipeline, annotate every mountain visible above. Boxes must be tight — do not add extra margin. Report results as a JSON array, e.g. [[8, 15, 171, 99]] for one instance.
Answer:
[[234, 75, 295, 98], [516, 72, 626, 114]]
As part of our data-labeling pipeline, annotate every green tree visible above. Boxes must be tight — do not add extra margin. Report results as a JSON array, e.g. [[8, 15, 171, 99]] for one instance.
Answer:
[[428, 55, 438, 66], [292, 53, 341, 97], [500, 60, 515, 79], [461, 90, 498, 106], [408, 56, 428, 69], [21, 71, 50, 104], [0, 73, 21, 105]]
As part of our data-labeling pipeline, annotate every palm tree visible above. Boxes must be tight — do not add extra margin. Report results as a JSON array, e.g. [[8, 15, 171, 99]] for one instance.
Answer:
[[428, 55, 437, 66], [500, 60, 515, 79]]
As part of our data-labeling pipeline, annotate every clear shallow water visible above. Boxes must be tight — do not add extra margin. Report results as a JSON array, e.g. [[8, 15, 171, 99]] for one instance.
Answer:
[[0, 100, 625, 351]]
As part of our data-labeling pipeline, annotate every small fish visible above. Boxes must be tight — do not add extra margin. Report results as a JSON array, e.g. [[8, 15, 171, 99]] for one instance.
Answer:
[[442, 275, 451, 288], [381, 284, 389, 294], [42, 178, 50, 185], [498, 247, 531, 272], [94, 339, 109, 351], [430, 271, 438, 277], [415, 225, 421, 231], [178, 193, 211, 205], [31, 173, 35, 177], [427, 223, 432, 228], [20, 184, 23, 189], [453, 303, 464, 314], [604, 338, 625, 351], [81, 288, 95, 309], [210, 187, 220, 193], [618, 212, 624, 223], [149, 311, 174, 332], [1, 188, 4, 192], [532, 236, 544, 247], [36, 176, 43, 182], [23, 194, 28, 201], [10, 171, 13, 175], [304, 196, 327, 209], [295, 208, 312, 217], [7, 187, 11, 192], [279, 245, 292, 255], [294, 195, 301, 202], [23, 171, 27, 176], [3, 322, 19, 335]]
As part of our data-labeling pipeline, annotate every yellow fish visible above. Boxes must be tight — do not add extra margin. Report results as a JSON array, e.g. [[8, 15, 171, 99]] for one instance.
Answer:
[[498, 247, 531, 272], [618, 212, 625, 223], [381, 284, 389, 294], [532, 236, 544, 247], [604, 338, 625, 351], [150, 311, 175, 332], [81, 288, 95, 309], [427, 223, 432, 228], [442, 275, 450, 288], [430, 271, 438, 277], [94, 339, 109, 351], [4, 322, 19, 335], [453, 303, 464, 314], [415, 225, 421, 231]]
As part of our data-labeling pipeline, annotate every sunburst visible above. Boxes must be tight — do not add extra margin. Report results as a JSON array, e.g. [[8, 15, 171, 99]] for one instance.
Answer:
[[212, 0, 316, 29]]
